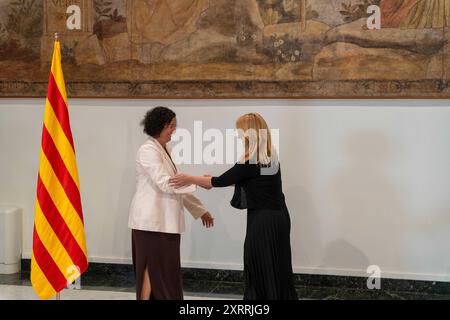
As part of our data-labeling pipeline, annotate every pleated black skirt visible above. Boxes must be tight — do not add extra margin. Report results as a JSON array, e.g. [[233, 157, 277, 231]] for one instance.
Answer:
[[243, 207, 298, 300], [131, 229, 183, 300]]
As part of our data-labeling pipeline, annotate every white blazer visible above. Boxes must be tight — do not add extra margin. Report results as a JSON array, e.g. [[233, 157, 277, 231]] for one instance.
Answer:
[[128, 137, 207, 234]]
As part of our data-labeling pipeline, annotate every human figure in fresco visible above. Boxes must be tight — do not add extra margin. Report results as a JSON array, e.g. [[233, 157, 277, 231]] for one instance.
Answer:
[[126, 0, 210, 46], [381, 0, 450, 28], [126, 0, 266, 62], [126, 0, 265, 46]]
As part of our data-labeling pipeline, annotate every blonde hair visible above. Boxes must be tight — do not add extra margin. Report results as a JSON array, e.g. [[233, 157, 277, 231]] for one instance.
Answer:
[[236, 113, 276, 165]]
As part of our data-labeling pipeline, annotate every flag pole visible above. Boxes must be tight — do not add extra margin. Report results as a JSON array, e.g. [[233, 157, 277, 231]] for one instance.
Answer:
[[31, 26, 88, 300]]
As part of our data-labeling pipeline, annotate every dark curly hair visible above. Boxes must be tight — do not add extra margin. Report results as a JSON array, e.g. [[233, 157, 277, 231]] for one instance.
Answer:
[[141, 106, 176, 138]]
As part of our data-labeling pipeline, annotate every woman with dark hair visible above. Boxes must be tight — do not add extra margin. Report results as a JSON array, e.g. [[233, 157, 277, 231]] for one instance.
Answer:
[[169, 113, 297, 300], [128, 106, 214, 300]]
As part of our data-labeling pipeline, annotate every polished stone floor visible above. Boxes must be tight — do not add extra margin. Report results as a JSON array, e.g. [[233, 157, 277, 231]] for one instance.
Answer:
[[0, 284, 239, 300], [2, 268, 450, 300], [2, 282, 450, 300]]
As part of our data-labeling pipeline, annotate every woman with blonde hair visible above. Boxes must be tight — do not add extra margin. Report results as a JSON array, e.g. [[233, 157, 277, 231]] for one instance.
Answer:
[[169, 113, 298, 300]]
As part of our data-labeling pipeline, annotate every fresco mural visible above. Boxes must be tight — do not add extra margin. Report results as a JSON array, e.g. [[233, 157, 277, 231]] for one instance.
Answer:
[[0, 0, 449, 98]]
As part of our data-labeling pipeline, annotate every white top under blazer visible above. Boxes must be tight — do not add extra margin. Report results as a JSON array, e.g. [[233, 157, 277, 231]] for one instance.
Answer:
[[128, 137, 207, 234]]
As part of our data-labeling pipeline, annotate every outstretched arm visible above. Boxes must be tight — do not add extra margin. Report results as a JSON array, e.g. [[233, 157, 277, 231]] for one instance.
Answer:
[[170, 174, 212, 189], [169, 164, 259, 189]]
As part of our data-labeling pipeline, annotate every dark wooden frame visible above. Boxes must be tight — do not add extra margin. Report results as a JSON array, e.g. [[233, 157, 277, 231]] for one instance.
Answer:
[[1, 79, 450, 99]]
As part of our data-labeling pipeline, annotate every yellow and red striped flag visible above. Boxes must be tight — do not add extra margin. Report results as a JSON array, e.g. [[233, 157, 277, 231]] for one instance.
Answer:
[[31, 40, 88, 300]]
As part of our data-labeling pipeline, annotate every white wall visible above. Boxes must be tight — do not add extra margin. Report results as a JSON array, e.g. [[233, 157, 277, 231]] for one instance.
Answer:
[[1, 98, 450, 282]]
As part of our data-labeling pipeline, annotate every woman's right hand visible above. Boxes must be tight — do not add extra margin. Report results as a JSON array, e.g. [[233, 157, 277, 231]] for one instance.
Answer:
[[201, 174, 212, 190], [169, 173, 192, 189]]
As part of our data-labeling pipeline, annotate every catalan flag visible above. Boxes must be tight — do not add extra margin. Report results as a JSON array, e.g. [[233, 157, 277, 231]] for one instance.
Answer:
[[31, 40, 88, 300]]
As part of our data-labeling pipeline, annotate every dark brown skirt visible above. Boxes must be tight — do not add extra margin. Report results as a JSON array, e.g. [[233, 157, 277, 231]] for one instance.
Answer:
[[131, 229, 183, 300]]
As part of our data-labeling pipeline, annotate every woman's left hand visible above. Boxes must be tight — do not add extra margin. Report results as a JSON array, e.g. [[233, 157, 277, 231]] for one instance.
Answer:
[[169, 173, 192, 189], [201, 212, 214, 228]]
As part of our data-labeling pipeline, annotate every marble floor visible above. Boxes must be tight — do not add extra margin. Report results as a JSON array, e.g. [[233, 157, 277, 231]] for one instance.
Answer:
[[0, 284, 240, 300], [2, 266, 450, 300]]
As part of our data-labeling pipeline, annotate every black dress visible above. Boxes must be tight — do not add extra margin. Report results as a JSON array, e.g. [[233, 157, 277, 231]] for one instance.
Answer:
[[211, 163, 298, 300]]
